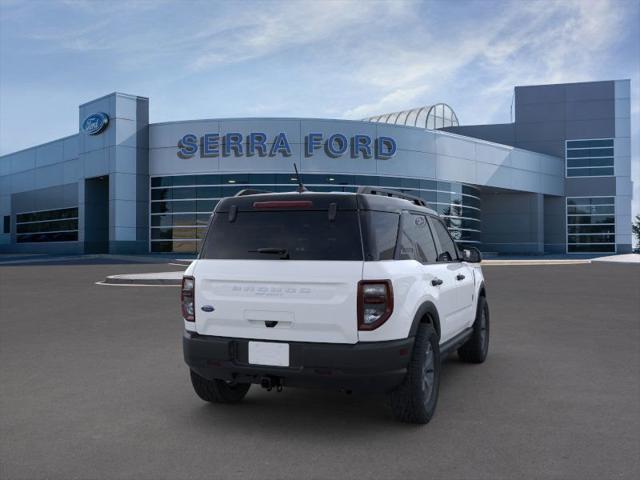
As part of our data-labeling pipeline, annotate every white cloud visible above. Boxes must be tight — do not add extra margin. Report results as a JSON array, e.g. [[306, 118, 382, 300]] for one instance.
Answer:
[[341, 0, 628, 119], [188, 1, 412, 71], [1, 0, 637, 208], [343, 85, 430, 119], [10, 0, 414, 70]]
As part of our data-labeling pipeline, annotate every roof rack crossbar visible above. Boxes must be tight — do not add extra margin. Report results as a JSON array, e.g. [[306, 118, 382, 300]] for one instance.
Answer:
[[357, 186, 427, 207], [234, 188, 273, 197]]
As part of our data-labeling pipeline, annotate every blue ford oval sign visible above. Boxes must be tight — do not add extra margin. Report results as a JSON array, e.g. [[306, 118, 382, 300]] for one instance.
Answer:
[[82, 112, 109, 135]]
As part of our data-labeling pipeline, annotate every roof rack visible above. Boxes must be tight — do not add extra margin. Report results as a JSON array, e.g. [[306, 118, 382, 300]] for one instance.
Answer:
[[357, 186, 427, 207], [234, 188, 273, 197]]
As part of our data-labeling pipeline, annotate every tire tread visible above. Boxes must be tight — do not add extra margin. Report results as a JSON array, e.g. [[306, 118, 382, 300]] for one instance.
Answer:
[[458, 296, 489, 363], [390, 324, 440, 424]]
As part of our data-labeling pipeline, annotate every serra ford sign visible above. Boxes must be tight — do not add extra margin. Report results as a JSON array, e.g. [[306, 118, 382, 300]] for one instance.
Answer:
[[177, 132, 397, 159]]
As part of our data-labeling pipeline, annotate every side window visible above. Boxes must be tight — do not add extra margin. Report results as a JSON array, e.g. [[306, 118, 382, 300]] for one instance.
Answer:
[[429, 217, 458, 262], [360, 211, 400, 261], [398, 223, 415, 260], [398, 213, 438, 263]]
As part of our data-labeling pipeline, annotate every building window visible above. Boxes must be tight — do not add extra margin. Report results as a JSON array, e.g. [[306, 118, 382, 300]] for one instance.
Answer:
[[566, 197, 615, 253], [15, 207, 79, 243], [3, 215, 9, 234], [149, 174, 482, 254], [566, 139, 614, 177]]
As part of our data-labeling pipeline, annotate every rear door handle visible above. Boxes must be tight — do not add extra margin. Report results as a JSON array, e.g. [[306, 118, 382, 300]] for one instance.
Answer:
[[456, 274, 465, 281], [431, 278, 443, 286]]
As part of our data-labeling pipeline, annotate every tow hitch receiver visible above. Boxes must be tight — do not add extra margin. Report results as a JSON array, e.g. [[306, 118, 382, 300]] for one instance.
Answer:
[[260, 376, 284, 392]]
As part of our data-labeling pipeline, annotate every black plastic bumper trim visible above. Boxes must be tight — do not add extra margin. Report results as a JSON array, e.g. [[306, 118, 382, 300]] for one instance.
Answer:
[[183, 332, 415, 393]]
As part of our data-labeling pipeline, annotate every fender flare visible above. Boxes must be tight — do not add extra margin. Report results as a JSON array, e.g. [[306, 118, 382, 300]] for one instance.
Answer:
[[408, 301, 441, 339], [478, 281, 487, 299]]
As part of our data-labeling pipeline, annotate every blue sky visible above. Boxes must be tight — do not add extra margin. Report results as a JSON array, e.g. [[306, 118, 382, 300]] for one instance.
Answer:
[[1, 0, 639, 214]]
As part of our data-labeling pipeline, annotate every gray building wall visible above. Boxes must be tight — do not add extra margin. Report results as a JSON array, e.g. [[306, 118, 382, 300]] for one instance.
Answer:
[[442, 123, 515, 148], [445, 81, 619, 158], [480, 190, 544, 254], [445, 79, 632, 254], [7, 183, 82, 254], [149, 120, 564, 195], [0, 134, 80, 252], [514, 81, 615, 158], [0, 92, 150, 254]]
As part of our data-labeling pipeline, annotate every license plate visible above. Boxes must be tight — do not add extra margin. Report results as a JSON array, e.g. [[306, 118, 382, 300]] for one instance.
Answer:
[[248, 341, 289, 367]]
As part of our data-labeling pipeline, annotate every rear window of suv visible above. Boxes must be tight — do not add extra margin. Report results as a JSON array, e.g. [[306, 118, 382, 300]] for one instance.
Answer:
[[200, 210, 364, 261]]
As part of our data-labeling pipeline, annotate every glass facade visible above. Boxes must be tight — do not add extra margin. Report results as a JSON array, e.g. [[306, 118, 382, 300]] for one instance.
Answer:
[[566, 197, 615, 253], [566, 139, 614, 177], [15, 207, 79, 243], [150, 174, 481, 254]]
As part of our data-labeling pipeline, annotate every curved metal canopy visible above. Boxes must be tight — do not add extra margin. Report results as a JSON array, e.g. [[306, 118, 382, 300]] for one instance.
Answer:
[[363, 103, 459, 130]]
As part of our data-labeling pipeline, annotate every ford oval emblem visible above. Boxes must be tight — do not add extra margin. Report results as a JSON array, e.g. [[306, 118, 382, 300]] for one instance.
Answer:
[[82, 112, 109, 135]]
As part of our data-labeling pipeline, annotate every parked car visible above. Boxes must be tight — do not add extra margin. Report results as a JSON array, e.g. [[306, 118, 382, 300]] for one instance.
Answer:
[[181, 187, 489, 423]]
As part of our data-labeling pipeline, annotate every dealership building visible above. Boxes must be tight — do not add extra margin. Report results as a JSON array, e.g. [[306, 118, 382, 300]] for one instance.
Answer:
[[0, 79, 633, 255]]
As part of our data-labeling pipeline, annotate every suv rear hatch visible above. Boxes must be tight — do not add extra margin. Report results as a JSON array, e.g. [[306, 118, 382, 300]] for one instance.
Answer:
[[192, 194, 363, 344]]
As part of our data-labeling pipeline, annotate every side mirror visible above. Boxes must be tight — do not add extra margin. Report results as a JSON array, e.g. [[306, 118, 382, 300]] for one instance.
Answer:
[[462, 247, 482, 263]]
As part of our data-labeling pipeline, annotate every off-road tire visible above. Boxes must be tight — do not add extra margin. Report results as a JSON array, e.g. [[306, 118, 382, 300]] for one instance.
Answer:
[[389, 323, 440, 424], [189, 370, 251, 403], [457, 296, 490, 363]]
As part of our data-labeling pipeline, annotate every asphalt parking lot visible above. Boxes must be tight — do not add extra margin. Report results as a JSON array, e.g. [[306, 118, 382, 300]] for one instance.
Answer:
[[1, 261, 639, 479]]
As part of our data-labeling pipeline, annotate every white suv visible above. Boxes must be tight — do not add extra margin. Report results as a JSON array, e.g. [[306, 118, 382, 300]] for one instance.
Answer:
[[182, 187, 489, 424]]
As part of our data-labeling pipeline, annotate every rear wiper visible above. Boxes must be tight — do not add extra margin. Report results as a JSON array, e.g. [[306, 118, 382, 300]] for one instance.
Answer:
[[249, 247, 290, 259]]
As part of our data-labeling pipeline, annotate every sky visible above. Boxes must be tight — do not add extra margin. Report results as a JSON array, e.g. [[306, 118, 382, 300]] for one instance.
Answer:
[[1, 0, 639, 215]]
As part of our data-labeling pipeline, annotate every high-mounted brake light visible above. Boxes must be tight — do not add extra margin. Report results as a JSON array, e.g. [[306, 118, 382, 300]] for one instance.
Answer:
[[357, 280, 394, 330], [181, 276, 195, 322], [253, 200, 313, 209]]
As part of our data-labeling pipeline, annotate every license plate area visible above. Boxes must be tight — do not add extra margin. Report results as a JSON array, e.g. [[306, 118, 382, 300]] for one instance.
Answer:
[[248, 341, 290, 367]]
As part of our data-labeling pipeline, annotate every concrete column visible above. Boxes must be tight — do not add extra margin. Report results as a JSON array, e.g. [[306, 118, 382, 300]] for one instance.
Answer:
[[78, 93, 149, 254]]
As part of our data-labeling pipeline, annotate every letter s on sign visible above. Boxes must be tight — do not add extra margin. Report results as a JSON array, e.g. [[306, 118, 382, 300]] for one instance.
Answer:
[[178, 134, 198, 158]]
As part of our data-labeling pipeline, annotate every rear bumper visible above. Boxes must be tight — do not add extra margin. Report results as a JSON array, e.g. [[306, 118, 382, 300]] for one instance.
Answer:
[[183, 331, 414, 393]]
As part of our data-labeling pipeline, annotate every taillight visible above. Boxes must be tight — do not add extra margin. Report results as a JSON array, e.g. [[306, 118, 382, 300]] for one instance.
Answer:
[[357, 280, 393, 330], [181, 276, 195, 322]]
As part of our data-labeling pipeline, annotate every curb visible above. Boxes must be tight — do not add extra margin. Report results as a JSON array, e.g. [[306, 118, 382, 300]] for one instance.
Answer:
[[481, 260, 591, 266], [100, 254, 637, 285], [102, 273, 182, 286], [591, 254, 640, 264], [171, 259, 194, 266], [0, 254, 194, 266]]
